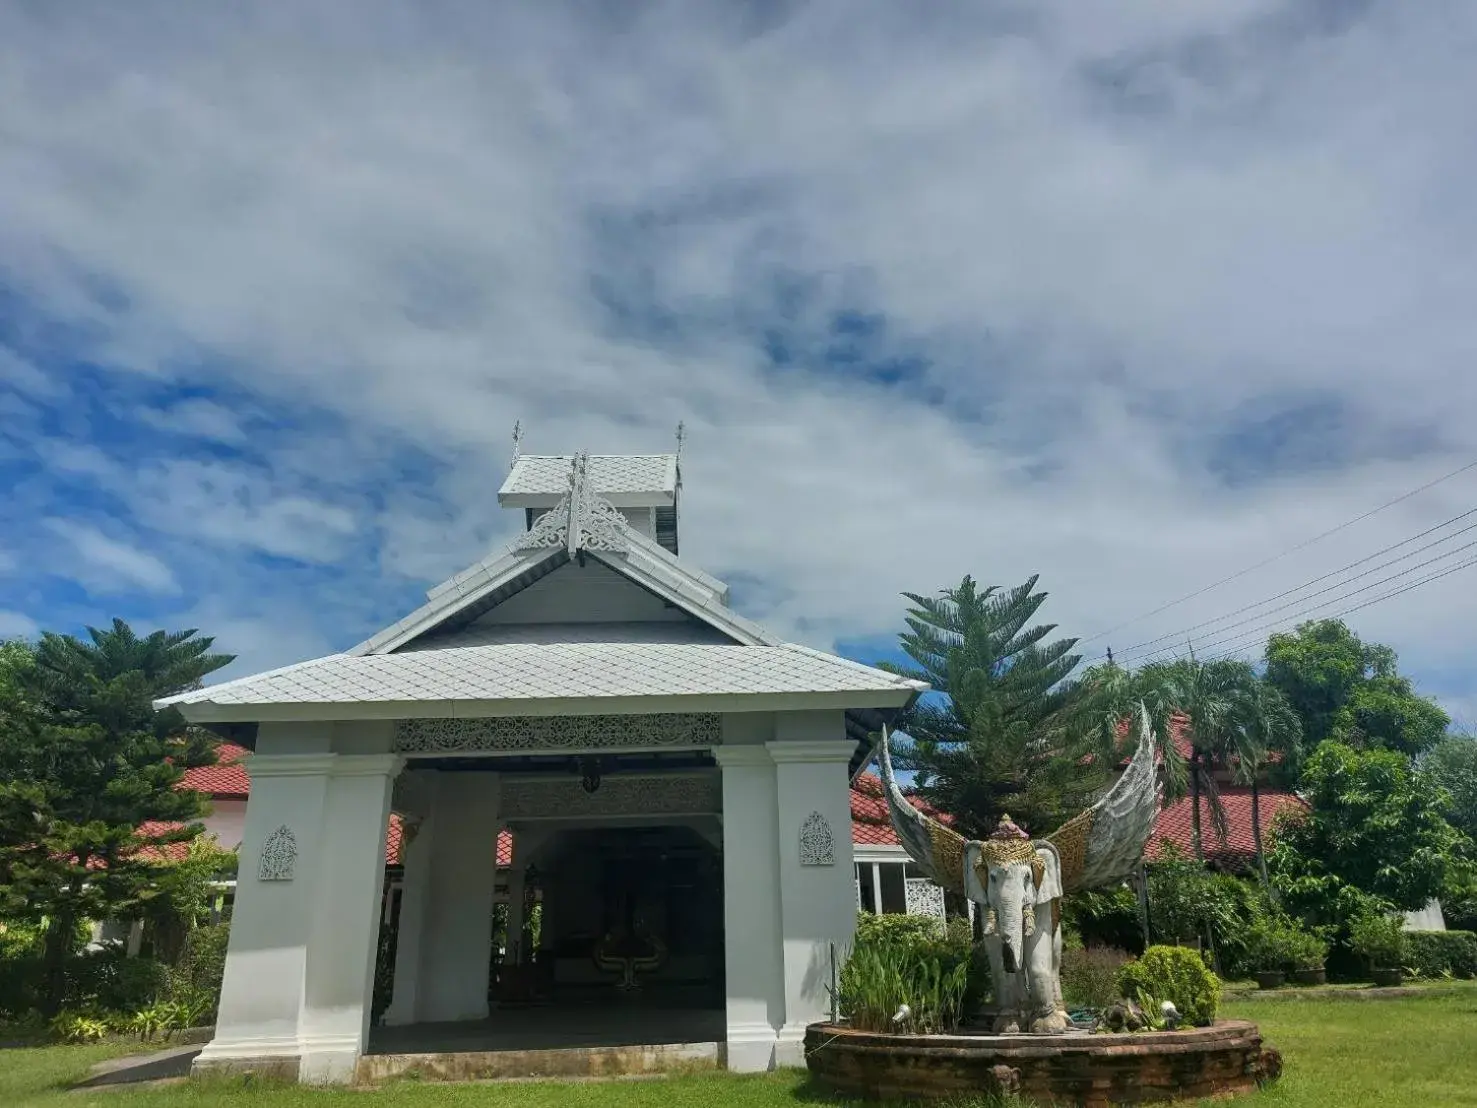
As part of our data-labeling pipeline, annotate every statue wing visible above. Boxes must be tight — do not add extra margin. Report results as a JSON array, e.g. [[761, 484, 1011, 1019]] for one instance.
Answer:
[[1047, 702, 1162, 895], [875, 726, 968, 896]]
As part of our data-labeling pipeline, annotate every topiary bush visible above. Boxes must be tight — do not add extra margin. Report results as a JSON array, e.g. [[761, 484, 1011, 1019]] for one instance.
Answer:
[[1117, 945, 1221, 1027], [1404, 930, 1477, 979], [1062, 946, 1134, 1010]]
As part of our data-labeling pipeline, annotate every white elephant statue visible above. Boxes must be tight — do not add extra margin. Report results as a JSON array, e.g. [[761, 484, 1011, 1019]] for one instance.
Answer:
[[877, 705, 1162, 1034]]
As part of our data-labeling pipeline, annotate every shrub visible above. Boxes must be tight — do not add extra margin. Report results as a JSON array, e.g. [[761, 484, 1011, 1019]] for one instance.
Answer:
[[837, 937, 970, 1033], [49, 1009, 112, 1043], [1117, 945, 1221, 1027], [1404, 931, 1477, 980], [1064, 887, 1145, 954], [1244, 916, 1329, 973], [855, 912, 946, 946], [1061, 946, 1133, 1010], [1348, 910, 1409, 971], [168, 923, 228, 1020]]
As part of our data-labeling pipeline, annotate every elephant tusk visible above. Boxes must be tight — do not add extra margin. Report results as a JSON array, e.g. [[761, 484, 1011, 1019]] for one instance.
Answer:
[[984, 909, 998, 935]]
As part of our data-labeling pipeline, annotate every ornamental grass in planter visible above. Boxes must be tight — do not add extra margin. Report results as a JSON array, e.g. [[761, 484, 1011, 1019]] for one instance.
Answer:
[[1349, 910, 1410, 987]]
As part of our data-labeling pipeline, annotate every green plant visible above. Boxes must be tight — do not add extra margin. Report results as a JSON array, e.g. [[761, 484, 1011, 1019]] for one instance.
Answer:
[[854, 912, 944, 946], [1245, 916, 1329, 972], [1063, 886, 1144, 954], [1061, 946, 1133, 1009], [1404, 930, 1477, 980], [835, 938, 970, 1034], [1348, 909, 1409, 971], [1116, 945, 1221, 1026], [49, 1009, 111, 1043], [167, 922, 228, 1022]]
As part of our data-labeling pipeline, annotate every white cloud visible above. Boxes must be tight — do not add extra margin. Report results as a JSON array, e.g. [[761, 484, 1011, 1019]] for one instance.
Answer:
[[42, 519, 180, 596], [0, 3, 1473, 717], [136, 398, 246, 443], [0, 610, 40, 639]]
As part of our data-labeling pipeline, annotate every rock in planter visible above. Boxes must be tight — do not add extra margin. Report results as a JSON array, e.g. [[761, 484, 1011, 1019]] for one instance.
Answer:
[[1255, 970, 1286, 990], [1290, 967, 1326, 986]]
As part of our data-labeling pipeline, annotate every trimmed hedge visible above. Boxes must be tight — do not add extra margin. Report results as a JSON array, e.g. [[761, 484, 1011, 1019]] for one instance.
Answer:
[[1405, 930, 1477, 979]]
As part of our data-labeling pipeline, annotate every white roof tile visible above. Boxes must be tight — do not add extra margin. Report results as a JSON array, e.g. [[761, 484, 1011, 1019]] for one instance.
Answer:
[[500, 455, 676, 498], [161, 642, 923, 712]]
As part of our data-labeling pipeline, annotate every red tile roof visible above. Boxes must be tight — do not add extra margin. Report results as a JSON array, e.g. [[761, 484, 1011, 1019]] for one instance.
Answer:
[[850, 771, 952, 847], [1145, 787, 1306, 867], [179, 742, 251, 798]]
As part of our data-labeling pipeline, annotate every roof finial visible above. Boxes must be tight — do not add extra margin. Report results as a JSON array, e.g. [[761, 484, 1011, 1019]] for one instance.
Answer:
[[510, 421, 524, 471], [674, 420, 686, 459]]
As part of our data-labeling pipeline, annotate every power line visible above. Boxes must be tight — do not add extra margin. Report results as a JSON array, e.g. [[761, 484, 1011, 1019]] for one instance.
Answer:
[[1110, 511, 1477, 666], [1201, 553, 1477, 664], [1168, 541, 1477, 662], [1078, 456, 1477, 647]]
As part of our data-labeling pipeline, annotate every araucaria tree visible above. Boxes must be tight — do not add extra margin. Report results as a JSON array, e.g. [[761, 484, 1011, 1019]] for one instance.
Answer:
[[883, 574, 1105, 839], [0, 621, 233, 1013]]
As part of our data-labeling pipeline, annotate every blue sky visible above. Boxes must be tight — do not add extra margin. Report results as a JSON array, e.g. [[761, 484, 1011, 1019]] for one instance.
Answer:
[[1, 1, 1474, 728]]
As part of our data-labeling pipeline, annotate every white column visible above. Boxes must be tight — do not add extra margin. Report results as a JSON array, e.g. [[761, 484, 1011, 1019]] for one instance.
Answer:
[[196, 751, 336, 1078], [713, 745, 785, 1074], [299, 753, 402, 1083], [504, 858, 527, 966], [383, 806, 434, 1025], [418, 771, 502, 1023], [768, 717, 857, 1066], [871, 863, 883, 915]]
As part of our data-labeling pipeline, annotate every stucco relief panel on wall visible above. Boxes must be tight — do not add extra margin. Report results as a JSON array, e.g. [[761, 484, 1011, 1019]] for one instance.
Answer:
[[501, 774, 720, 820], [800, 811, 835, 866], [258, 825, 297, 882], [394, 713, 722, 754]]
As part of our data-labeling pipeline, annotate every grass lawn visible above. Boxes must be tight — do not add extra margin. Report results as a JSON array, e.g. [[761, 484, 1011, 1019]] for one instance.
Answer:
[[6, 982, 1477, 1107]]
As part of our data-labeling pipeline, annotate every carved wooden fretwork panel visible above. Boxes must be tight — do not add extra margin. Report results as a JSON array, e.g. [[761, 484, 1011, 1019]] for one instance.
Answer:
[[800, 811, 835, 866], [905, 877, 946, 920], [258, 825, 298, 882], [394, 713, 722, 755], [501, 774, 720, 820]]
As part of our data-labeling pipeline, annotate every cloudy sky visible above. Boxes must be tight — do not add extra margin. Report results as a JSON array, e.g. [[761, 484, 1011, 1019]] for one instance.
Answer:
[[1, 1, 1474, 727]]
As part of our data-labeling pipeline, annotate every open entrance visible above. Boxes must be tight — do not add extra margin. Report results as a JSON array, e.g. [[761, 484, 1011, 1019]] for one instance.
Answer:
[[369, 818, 725, 1063]]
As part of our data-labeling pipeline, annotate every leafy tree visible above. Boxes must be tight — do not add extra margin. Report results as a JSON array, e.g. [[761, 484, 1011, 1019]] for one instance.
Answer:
[[1425, 735, 1477, 843], [1269, 741, 1467, 920], [1265, 620, 1448, 757], [0, 622, 233, 1014], [883, 574, 1103, 838]]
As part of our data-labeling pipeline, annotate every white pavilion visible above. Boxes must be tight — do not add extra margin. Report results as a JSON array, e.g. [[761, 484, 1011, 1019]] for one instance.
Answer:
[[160, 450, 925, 1083]]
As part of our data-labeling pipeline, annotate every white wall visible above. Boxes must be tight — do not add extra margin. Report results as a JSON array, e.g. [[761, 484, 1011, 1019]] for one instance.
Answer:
[[474, 560, 688, 625], [201, 798, 247, 850]]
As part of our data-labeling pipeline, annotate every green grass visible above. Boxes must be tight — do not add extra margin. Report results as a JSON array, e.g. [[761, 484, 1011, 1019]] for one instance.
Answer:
[[5, 983, 1477, 1107]]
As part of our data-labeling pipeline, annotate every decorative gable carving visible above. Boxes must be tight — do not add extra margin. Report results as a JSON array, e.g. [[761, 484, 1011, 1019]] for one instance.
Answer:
[[258, 825, 297, 881], [395, 713, 721, 754], [800, 811, 835, 866], [513, 452, 629, 556]]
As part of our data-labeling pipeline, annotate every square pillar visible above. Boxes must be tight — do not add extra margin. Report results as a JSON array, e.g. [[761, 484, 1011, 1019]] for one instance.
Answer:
[[768, 718, 857, 1066], [195, 751, 336, 1080], [417, 771, 502, 1023], [383, 803, 435, 1026], [713, 745, 785, 1073], [299, 754, 403, 1082]]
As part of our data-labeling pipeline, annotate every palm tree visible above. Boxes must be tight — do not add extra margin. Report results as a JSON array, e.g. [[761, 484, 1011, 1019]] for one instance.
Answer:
[[1233, 679, 1303, 889], [1135, 657, 1255, 863]]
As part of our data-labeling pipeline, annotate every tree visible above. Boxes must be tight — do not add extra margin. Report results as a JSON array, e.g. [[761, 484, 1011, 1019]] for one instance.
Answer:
[[1269, 741, 1466, 921], [883, 574, 1103, 838], [1133, 657, 1259, 864], [0, 622, 233, 1014], [1235, 678, 1303, 890], [1424, 735, 1477, 843], [1264, 620, 1448, 758]]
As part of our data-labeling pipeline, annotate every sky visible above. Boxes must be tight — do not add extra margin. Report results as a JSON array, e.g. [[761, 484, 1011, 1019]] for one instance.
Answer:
[[1, 1, 1474, 729]]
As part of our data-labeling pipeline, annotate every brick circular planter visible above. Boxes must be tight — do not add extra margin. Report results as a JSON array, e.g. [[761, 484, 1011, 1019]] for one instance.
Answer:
[[804, 1020, 1281, 1107]]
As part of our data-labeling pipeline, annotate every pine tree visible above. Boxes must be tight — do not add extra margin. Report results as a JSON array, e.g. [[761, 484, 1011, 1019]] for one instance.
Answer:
[[0, 621, 233, 1013], [882, 575, 1103, 839]]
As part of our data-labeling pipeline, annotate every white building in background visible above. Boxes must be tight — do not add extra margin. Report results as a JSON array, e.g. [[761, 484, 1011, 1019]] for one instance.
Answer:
[[158, 450, 927, 1084]]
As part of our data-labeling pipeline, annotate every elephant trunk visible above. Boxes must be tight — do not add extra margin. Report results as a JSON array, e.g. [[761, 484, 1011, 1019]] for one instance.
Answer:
[[999, 902, 1024, 974]]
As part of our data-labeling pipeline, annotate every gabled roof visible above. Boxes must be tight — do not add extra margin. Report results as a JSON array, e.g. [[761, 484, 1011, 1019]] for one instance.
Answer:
[[499, 454, 678, 508], [160, 641, 923, 719], [179, 742, 251, 798], [352, 454, 760, 656]]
